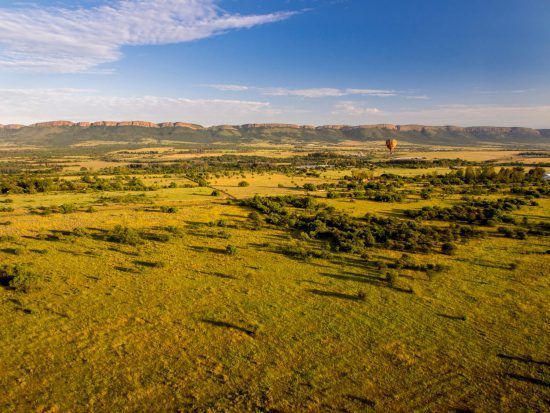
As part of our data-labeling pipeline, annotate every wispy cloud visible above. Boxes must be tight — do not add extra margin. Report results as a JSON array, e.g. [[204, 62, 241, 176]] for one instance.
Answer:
[[474, 88, 536, 95], [0, 88, 277, 125], [331, 101, 381, 116], [331, 100, 550, 128], [204, 85, 399, 98], [405, 95, 430, 100], [0, 1, 295, 73], [261, 87, 345, 97], [390, 104, 550, 127], [346, 89, 397, 97], [203, 84, 250, 92]]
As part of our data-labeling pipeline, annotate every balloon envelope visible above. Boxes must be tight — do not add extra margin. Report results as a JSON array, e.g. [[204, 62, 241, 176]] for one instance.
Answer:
[[386, 139, 397, 153]]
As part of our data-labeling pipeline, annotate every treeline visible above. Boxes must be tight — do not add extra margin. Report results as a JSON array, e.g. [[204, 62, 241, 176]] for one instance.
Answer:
[[404, 198, 529, 225], [0, 174, 153, 194], [242, 195, 482, 254], [420, 166, 546, 185]]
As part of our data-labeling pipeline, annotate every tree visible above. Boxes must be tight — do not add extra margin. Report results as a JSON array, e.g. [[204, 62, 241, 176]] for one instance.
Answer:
[[441, 242, 457, 255]]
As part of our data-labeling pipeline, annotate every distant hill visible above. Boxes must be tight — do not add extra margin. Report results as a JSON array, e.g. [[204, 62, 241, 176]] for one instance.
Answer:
[[1, 121, 549, 147]]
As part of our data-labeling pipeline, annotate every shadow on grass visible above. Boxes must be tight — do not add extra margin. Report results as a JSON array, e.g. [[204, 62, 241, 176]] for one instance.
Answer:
[[455, 257, 510, 270], [133, 260, 165, 268], [497, 354, 550, 367], [107, 247, 140, 257], [437, 313, 467, 321], [307, 289, 363, 302], [0, 276, 14, 288], [206, 272, 237, 280], [344, 395, 376, 408], [319, 272, 414, 294], [58, 249, 86, 256], [0, 248, 21, 255], [506, 373, 550, 388], [320, 271, 382, 286], [221, 213, 244, 219], [190, 246, 227, 254], [115, 266, 141, 274], [200, 319, 256, 337]]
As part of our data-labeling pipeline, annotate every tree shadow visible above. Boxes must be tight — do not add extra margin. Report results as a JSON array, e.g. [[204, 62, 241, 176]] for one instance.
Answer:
[[58, 249, 86, 256], [115, 266, 141, 274], [200, 318, 256, 337], [107, 247, 140, 256], [319, 272, 414, 294], [307, 289, 363, 302], [437, 313, 467, 321], [319, 272, 383, 287], [497, 354, 550, 367], [133, 260, 164, 268], [344, 395, 376, 408], [455, 257, 510, 270], [190, 246, 227, 254], [0, 248, 21, 255], [506, 373, 549, 388], [0, 276, 14, 288], [207, 272, 237, 280]]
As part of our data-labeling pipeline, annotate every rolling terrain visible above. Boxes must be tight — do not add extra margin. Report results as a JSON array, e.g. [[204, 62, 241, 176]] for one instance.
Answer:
[[1, 121, 549, 147]]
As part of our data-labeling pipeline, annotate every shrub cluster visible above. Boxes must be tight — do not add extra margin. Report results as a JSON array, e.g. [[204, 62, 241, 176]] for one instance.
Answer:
[[404, 198, 527, 225], [242, 195, 482, 254], [0, 175, 154, 194]]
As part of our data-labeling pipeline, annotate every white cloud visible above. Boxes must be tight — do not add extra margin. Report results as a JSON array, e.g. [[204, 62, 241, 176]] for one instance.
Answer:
[[261, 87, 345, 98], [405, 95, 430, 100], [0, 88, 277, 125], [260, 87, 397, 98], [0, 1, 295, 72], [203, 84, 409, 98], [331, 101, 381, 116], [345, 89, 397, 97], [389, 104, 550, 128], [204, 84, 250, 91], [331, 100, 550, 128]]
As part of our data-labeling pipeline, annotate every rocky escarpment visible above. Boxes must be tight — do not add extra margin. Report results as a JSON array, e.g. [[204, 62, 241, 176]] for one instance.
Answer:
[[0, 124, 26, 130], [1, 120, 548, 147], [2, 120, 544, 137]]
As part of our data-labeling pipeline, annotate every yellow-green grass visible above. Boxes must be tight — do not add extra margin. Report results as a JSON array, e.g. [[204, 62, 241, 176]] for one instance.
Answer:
[[0, 178, 548, 412]]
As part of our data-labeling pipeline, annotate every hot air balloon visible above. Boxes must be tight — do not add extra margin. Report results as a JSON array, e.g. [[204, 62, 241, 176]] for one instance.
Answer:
[[385, 139, 397, 155]]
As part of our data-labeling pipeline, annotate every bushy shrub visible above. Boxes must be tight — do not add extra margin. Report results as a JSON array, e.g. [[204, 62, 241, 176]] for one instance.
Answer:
[[225, 244, 237, 255], [160, 206, 178, 213], [108, 225, 143, 246], [72, 227, 90, 237], [441, 242, 457, 255], [238, 181, 250, 187], [0, 264, 36, 293], [386, 270, 399, 286], [59, 204, 77, 214]]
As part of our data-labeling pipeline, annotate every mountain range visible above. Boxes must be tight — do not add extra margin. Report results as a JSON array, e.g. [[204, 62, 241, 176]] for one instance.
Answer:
[[1, 121, 549, 147]]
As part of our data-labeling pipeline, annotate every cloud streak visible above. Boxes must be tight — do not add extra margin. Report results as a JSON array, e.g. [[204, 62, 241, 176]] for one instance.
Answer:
[[331, 100, 550, 128], [204, 85, 399, 98], [0, 88, 277, 125], [0, 0, 295, 72]]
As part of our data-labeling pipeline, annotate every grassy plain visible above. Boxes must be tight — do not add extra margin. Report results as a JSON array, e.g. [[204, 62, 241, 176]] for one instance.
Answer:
[[0, 147, 549, 412]]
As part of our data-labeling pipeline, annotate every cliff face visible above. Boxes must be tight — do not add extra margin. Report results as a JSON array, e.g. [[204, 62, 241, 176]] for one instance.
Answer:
[[31, 121, 75, 127], [0, 124, 25, 130], [0, 120, 547, 147], [4, 121, 543, 136]]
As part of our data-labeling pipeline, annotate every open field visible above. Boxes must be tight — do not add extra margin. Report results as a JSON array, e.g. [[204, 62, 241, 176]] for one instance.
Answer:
[[0, 149, 549, 412]]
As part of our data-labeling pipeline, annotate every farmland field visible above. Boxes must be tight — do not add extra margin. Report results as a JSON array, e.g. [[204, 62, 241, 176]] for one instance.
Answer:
[[0, 146, 549, 412]]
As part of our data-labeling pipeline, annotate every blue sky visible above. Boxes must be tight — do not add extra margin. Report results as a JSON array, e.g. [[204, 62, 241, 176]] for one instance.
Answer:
[[0, 0, 549, 126]]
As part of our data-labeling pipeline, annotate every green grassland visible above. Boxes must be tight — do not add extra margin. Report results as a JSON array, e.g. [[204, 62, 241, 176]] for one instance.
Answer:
[[0, 156, 549, 412]]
